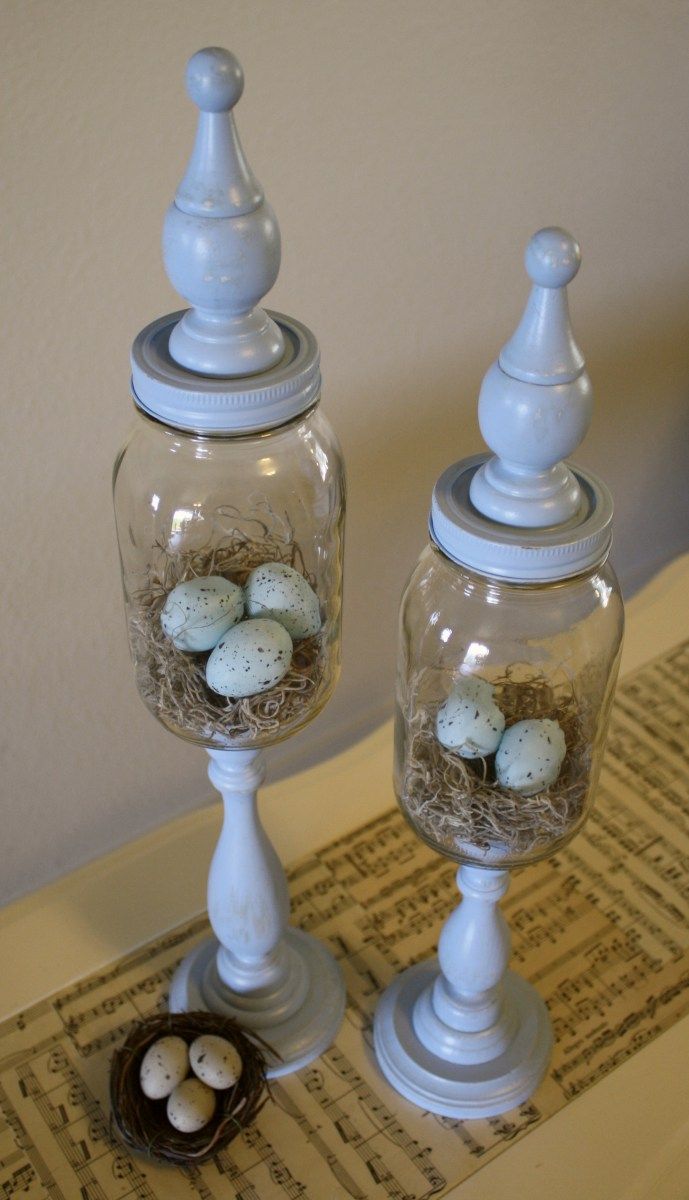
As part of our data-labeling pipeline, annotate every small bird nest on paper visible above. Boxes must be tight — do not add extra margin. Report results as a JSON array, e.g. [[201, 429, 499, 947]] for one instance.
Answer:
[[400, 673, 592, 861], [128, 522, 328, 744], [110, 1012, 271, 1165]]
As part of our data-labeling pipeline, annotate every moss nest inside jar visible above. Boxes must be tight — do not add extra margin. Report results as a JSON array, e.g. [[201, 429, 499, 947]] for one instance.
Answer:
[[400, 672, 593, 861], [128, 519, 330, 743]]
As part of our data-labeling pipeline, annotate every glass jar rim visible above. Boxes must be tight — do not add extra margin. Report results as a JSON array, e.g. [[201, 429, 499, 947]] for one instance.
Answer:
[[129, 394, 322, 443]]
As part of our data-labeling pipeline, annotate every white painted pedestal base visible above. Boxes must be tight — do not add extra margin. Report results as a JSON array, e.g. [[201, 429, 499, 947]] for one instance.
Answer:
[[373, 864, 552, 1118], [169, 929, 344, 1076], [168, 748, 346, 1077], [374, 964, 551, 1117]]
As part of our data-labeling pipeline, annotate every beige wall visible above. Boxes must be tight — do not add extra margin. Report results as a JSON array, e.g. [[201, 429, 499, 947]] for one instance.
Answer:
[[2, 0, 688, 905]]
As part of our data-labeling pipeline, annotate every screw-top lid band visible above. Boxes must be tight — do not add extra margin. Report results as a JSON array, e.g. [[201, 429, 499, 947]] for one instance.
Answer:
[[431, 455, 613, 582], [131, 310, 320, 435]]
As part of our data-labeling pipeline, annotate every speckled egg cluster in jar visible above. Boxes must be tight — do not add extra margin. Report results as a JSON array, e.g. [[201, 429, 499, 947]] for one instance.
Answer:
[[435, 677, 566, 794], [160, 561, 321, 700], [399, 666, 589, 867]]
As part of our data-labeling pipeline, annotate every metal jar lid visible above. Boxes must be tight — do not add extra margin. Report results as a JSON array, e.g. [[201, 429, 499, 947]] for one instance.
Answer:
[[131, 309, 320, 435], [431, 453, 613, 582]]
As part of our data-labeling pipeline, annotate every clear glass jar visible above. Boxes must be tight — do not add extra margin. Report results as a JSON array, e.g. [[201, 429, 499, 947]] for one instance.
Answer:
[[395, 542, 624, 868], [113, 401, 345, 748]]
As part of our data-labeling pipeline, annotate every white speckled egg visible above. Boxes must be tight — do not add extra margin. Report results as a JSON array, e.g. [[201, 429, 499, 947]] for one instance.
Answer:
[[166, 1078, 216, 1133], [206, 618, 293, 698], [189, 1035, 243, 1090], [244, 562, 321, 640], [161, 576, 244, 651], [495, 718, 566, 795], [139, 1036, 189, 1100], [436, 677, 505, 758]]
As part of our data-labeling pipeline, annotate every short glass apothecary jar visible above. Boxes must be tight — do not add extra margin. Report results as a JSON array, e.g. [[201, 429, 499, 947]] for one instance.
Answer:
[[114, 358, 344, 749], [394, 228, 626, 871], [395, 533, 623, 868]]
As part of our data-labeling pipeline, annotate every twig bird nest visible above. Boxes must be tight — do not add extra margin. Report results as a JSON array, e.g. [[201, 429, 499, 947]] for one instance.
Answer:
[[400, 672, 593, 862], [110, 1012, 271, 1164], [128, 521, 330, 744]]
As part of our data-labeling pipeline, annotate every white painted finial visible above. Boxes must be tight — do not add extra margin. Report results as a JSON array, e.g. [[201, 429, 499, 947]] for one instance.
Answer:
[[163, 47, 285, 377], [470, 227, 593, 529], [499, 228, 584, 384]]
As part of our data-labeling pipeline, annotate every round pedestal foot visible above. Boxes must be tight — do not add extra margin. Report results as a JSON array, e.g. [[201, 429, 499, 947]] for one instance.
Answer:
[[374, 960, 552, 1118], [169, 928, 346, 1077]]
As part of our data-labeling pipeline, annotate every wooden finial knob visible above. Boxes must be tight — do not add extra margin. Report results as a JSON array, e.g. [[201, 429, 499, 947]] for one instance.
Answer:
[[185, 46, 244, 112], [524, 226, 580, 288], [499, 227, 584, 385], [163, 47, 284, 377], [470, 228, 593, 528]]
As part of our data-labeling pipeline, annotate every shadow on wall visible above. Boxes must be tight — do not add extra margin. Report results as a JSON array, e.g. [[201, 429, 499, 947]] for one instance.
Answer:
[[583, 305, 689, 598], [269, 292, 689, 784]]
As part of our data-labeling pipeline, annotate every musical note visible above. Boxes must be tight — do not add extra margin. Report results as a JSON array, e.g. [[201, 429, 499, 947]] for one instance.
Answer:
[[112, 1154, 133, 1179], [0, 1163, 35, 1198], [271, 1082, 369, 1198]]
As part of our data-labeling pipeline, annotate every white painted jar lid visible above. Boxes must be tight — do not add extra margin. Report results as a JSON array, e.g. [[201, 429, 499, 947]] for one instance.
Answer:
[[131, 309, 320, 434], [430, 453, 613, 582]]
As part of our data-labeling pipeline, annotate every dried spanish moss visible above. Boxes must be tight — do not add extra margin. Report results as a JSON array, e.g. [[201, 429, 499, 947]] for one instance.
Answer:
[[110, 1011, 272, 1165], [400, 672, 593, 861], [127, 514, 330, 744]]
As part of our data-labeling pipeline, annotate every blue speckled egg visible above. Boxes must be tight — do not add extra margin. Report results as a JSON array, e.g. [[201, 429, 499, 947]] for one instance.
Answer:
[[436, 676, 505, 757], [160, 576, 244, 652], [206, 618, 293, 698], [244, 562, 321, 641], [495, 718, 566, 794]]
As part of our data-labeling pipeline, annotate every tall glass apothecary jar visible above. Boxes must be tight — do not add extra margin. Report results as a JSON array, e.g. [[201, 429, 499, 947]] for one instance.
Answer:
[[375, 229, 624, 1116], [114, 322, 344, 750], [113, 48, 346, 1076]]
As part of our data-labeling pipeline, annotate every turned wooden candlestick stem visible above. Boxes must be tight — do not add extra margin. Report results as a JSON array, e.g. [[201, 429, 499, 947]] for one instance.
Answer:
[[374, 864, 552, 1116], [413, 867, 516, 1063], [169, 748, 345, 1077], [207, 750, 291, 995]]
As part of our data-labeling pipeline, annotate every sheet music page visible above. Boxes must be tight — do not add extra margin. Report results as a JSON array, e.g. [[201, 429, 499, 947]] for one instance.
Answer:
[[1, 640, 688, 1199]]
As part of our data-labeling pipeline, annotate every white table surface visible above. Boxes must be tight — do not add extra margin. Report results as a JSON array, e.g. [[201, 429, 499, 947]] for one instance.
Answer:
[[2, 553, 688, 1199]]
